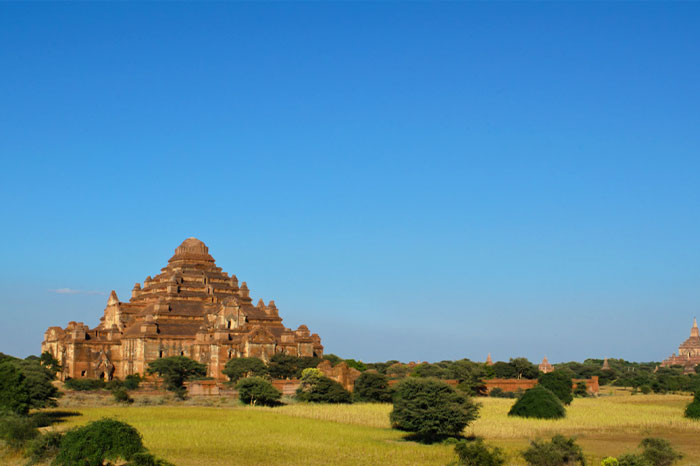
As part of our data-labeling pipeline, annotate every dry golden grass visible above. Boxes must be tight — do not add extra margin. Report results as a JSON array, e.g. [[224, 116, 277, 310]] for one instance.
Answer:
[[12, 393, 698, 465]]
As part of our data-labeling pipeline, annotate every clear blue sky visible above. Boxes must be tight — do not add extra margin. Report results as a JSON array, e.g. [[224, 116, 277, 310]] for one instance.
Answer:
[[1, 3, 699, 364]]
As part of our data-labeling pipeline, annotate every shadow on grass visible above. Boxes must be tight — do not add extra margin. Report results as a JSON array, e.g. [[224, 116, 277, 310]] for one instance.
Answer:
[[31, 410, 82, 427], [401, 432, 478, 445]]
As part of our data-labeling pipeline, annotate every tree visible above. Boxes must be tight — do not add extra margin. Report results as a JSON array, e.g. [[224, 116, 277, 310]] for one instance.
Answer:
[[222, 357, 268, 383], [491, 361, 517, 379], [322, 354, 343, 365], [295, 368, 352, 403], [508, 386, 566, 419], [147, 356, 207, 399], [539, 371, 574, 405], [510, 358, 539, 379], [39, 351, 62, 375], [343, 359, 367, 372], [236, 377, 281, 406], [0, 361, 31, 415], [639, 438, 682, 466], [390, 378, 480, 443], [54, 419, 145, 466], [522, 434, 585, 466], [684, 390, 700, 420], [573, 381, 588, 397], [16, 358, 61, 409], [267, 354, 321, 379], [353, 371, 392, 402], [453, 438, 506, 466]]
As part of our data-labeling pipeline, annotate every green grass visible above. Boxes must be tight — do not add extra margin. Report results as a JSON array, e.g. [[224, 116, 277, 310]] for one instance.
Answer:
[[9, 393, 698, 465]]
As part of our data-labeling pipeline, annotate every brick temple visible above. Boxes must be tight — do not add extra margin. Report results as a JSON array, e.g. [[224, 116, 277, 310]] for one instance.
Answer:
[[42, 238, 323, 381], [660, 317, 700, 374]]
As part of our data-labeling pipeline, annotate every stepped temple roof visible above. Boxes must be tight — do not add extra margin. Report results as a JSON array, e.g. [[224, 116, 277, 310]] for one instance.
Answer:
[[660, 317, 700, 374]]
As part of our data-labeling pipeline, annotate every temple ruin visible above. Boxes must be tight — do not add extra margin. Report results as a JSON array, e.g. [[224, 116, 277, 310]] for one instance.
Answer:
[[660, 317, 700, 374], [42, 238, 323, 381]]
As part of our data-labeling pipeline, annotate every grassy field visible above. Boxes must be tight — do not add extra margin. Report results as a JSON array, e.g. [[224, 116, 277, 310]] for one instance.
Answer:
[[5, 394, 699, 466]]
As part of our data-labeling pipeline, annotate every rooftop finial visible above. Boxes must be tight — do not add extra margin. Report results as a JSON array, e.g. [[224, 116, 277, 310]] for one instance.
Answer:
[[692, 317, 699, 337]]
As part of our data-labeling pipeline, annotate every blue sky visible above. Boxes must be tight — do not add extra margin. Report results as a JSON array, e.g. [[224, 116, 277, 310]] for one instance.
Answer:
[[1, 3, 699, 363]]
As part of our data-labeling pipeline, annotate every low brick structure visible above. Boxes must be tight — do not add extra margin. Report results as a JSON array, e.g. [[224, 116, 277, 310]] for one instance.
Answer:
[[317, 360, 362, 392]]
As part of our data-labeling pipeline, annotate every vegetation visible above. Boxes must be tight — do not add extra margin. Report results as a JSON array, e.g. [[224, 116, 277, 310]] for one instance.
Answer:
[[0, 412, 39, 449], [353, 371, 392, 403], [267, 354, 321, 379], [236, 377, 281, 407], [0, 361, 31, 415], [113, 388, 134, 404], [222, 357, 268, 383], [54, 419, 145, 466], [390, 378, 480, 442], [147, 356, 207, 399], [683, 390, 700, 420], [26, 431, 63, 464], [522, 434, 585, 466], [539, 371, 574, 405], [295, 368, 351, 404], [508, 386, 566, 419], [489, 387, 519, 398], [452, 438, 505, 466], [64, 378, 106, 391]]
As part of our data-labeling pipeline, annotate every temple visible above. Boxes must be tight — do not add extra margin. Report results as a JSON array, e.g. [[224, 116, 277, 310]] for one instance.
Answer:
[[660, 318, 700, 374], [42, 238, 323, 381]]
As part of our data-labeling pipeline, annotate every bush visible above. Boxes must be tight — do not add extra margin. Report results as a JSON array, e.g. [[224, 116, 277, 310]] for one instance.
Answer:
[[223, 357, 268, 383], [640, 385, 652, 395], [113, 388, 134, 404], [236, 377, 281, 407], [573, 382, 588, 397], [522, 434, 585, 466], [601, 458, 620, 466], [390, 378, 480, 442], [508, 386, 566, 419], [0, 413, 39, 449], [489, 388, 517, 399], [64, 378, 106, 391], [539, 372, 574, 405], [54, 419, 144, 466], [617, 455, 652, 466], [123, 374, 141, 391], [295, 369, 352, 404], [353, 372, 392, 403], [684, 390, 700, 420], [0, 361, 31, 415], [26, 431, 63, 464], [639, 437, 682, 466], [453, 438, 506, 466], [30, 411, 52, 428], [125, 452, 175, 466]]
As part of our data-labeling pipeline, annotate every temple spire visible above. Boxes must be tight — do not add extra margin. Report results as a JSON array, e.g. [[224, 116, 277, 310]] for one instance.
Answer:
[[692, 317, 699, 337]]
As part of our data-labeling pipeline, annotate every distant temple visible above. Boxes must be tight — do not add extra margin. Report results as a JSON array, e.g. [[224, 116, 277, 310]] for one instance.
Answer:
[[660, 318, 700, 374], [42, 238, 323, 381], [538, 356, 554, 374]]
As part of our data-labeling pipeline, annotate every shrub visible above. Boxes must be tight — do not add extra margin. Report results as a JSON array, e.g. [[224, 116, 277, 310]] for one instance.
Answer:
[[236, 377, 281, 407], [640, 385, 652, 395], [0, 413, 39, 449], [617, 455, 652, 466], [113, 388, 134, 404], [684, 390, 700, 420], [390, 378, 480, 442], [522, 434, 585, 466], [30, 411, 52, 428], [601, 458, 620, 466], [125, 452, 175, 466], [147, 356, 207, 399], [353, 372, 392, 402], [538, 372, 574, 405], [26, 431, 63, 464], [123, 374, 142, 391], [639, 437, 682, 466], [295, 370, 352, 404], [64, 378, 106, 391], [222, 357, 268, 383], [453, 438, 506, 466], [267, 354, 321, 379], [573, 382, 588, 397], [0, 361, 31, 415], [489, 388, 517, 398], [508, 386, 566, 419], [54, 419, 144, 466], [15, 358, 61, 409]]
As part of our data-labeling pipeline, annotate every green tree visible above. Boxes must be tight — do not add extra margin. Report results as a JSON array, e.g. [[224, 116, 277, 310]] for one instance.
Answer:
[[343, 359, 367, 372], [353, 371, 392, 402], [295, 368, 351, 403], [508, 386, 566, 419], [16, 358, 61, 409], [510, 358, 539, 379], [453, 438, 506, 466], [638, 438, 682, 466], [267, 354, 321, 379], [539, 371, 574, 405], [0, 361, 31, 415], [222, 357, 268, 383], [236, 377, 282, 406], [54, 419, 145, 466], [390, 378, 480, 443], [684, 390, 700, 420], [147, 356, 207, 399], [522, 434, 585, 466], [39, 351, 62, 375]]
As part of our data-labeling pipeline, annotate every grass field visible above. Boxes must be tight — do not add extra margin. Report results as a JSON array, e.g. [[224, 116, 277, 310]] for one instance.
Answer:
[[5, 394, 700, 466]]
